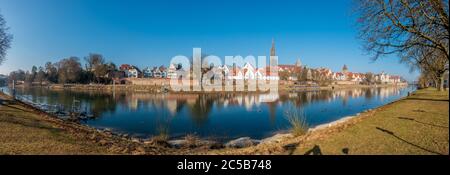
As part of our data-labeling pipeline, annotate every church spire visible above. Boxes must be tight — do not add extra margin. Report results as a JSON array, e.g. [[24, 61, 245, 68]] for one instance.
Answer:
[[269, 38, 278, 67], [270, 38, 276, 57]]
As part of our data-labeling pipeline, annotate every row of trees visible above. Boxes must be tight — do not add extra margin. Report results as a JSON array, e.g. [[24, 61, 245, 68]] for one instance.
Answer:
[[355, 0, 449, 90], [8, 54, 118, 85]]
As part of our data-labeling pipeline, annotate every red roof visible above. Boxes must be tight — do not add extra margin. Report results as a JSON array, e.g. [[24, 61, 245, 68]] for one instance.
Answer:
[[120, 64, 132, 70]]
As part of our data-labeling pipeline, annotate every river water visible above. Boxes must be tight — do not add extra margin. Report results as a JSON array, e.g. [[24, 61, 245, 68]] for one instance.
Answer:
[[1, 86, 415, 140]]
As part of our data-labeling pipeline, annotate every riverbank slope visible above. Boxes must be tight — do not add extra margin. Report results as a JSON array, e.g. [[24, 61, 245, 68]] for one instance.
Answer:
[[0, 92, 184, 155], [207, 88, 449, 155]]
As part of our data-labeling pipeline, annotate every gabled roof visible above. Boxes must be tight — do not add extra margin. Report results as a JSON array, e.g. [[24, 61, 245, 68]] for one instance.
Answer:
[[159, 65, 167, 71], [229, 68, 243, 76], [243, 62, 255, 70]]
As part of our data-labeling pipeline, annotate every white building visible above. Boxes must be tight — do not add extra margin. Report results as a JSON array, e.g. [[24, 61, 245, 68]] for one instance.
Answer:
[[127, 68, 140, 78], [143, 67, 153, 78], [167, 64, 178, 79]]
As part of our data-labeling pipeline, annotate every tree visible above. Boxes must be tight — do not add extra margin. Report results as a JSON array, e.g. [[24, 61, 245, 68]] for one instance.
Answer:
[[106, 62, 117, 72], [45, 62, 58, 83], [35, 66, 46, 85], [8, 69, 25, 83], [364, 72, 375, 85], [84, 53, 105, 71], [57, 57, 82, 84], [0, 12, 12, 66], [24, 71, 33, 85], [355, 0, 449, 90], [31, 65, 37, 81], [300, 66, 308, 81], [296, 67, 304, 81], [84, 53, 106, 83], [279, 71, 290, 81], [410, 47, 448, 90]]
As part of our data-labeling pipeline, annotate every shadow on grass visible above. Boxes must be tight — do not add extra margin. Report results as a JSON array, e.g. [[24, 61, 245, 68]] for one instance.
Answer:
[[2, 104, 32, 113], [283, 143, 299, 155], [0, 112, 62, 132], [405, 98, 449, 102], [398, 117, 448, 129], [375, 127, 443, 155], [342, 148, 349, 155], [1, 99, 32, 113], [304, 145, 322, 155]]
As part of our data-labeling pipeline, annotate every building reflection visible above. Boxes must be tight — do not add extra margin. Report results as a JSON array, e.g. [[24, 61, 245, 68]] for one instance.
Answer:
[[13, 86, 409, 124]]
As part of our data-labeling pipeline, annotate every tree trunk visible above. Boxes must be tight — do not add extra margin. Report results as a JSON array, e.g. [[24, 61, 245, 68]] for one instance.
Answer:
[[434, 79, 439, 90], [439, 72, 445, 91], [444, 71, 450, 90], [436, 74, 443, 91]]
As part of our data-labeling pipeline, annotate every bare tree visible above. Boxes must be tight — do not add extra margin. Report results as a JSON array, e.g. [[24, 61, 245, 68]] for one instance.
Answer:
[[57, 57, 82, 84], [364, 72, 375, 85], [8, 69, 25, 83], [0, 12, 12, 65], [84, 53, 105, 71], [408, 46, 448, 90], [355, 0, 449, 90], [84, 53, 109, 83], [35, 66, 46, 85], [45, 62, 58, 83]]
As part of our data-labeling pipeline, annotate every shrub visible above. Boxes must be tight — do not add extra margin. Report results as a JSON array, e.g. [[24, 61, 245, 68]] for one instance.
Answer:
[[285, 107, 309, 136]]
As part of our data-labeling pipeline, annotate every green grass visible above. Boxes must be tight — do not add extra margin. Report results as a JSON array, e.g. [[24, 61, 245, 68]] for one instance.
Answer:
[[294, 88, 449, 155]]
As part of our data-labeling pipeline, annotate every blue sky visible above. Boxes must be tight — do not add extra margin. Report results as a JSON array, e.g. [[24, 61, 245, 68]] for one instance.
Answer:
[[0, 0, 419, 81]]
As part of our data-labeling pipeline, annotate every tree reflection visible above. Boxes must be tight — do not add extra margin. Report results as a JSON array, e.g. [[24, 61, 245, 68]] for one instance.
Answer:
[[188, 95, 213, 126]]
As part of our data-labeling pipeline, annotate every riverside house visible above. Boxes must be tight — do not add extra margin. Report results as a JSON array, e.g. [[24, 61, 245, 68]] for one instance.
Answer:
[[120, 64, 142, 78]]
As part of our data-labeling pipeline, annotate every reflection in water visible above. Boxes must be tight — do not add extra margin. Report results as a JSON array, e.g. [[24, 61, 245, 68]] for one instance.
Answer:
[[4, 86, 414, 139]]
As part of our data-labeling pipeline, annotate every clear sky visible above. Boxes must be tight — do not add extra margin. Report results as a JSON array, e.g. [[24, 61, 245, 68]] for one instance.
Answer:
[[0, 0, 419, 81]]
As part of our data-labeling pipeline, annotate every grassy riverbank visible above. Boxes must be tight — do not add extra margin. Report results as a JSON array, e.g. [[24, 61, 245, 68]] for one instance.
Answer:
[[294, 88, 449, 155], [208, 88, 449, 155], [0, 92, 185, 155]]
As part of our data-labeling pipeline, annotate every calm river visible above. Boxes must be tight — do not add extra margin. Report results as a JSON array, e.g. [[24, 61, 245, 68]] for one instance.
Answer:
[[1, 86, 415, 140]]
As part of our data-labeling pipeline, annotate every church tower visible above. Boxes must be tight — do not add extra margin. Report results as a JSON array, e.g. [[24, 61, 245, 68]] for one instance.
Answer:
[[270, 38, 277, 67], [342, 64, 348, 73], [295, 58, 302, 67], [270, 38, 276, 57]]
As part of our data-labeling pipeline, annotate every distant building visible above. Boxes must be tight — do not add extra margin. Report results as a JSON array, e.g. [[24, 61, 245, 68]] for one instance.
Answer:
[[127, 67, 141, 78], [167, 64, 178, 79], [143, 67, 153, 78], [389, 75, 401, 84], [150, 67, 162, 78], [295, 58, 302, 67], [227, 67, 244, 80], [342, 64, 348, 73], [159, 66, 168, 78], [120, 64, 141, 78], [270, 38, 278, 66]]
